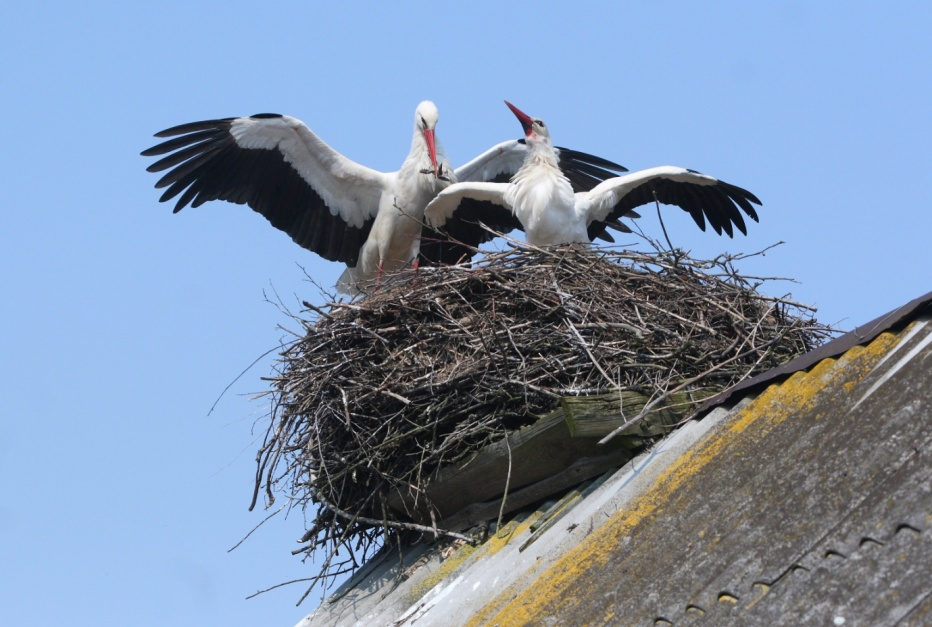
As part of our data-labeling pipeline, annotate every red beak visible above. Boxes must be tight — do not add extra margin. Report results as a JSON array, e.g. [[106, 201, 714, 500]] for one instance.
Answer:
[[423, 128, 439, 177], [505, 100, 534, 137]]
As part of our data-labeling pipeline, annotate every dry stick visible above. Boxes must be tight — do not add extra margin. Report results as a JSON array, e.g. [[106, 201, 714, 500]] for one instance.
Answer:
[[279, 525, 364, 605], [337, 386, 351, 425], [497, 435, 514, 532], [251, 396, 285, 511], [729, 241, 786, 261], [598, 331, 792, 445], [246, 576, 319, 601], [429, 508, 439, 541], [229, 503, 288, 552], [208, 344, 280, 416], [381, 389, 413, 405], [315, 490, 474, 543], [654, 195, 676, 254], [301, 300, 335, 321], [565, 318, 620, 391]]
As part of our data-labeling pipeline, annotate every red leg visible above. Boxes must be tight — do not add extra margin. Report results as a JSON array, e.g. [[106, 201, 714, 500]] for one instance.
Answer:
[[411, 259, 421, 287]]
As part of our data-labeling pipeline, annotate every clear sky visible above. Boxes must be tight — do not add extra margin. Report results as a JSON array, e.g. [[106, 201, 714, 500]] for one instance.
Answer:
[[2, 2, 930, 626]]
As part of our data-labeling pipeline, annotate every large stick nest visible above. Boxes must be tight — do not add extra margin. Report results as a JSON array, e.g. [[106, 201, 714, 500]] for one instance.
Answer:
[[253, 242, 834, 595]]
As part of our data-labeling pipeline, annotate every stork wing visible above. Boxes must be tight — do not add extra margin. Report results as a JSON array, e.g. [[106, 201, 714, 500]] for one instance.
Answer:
[[141, 114, 391, 265], [422, 140, 629, 262], [420, 182, 520, 263], [453, 140, 527, 183], [420, 143, 526, 264], [454, 139, 627, 191], [581, 166, 761, 239]]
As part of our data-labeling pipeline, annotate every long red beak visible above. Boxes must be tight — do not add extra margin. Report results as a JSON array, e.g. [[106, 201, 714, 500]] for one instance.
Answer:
[[505, 100, 534, 137], [423, 128, 439, 177]]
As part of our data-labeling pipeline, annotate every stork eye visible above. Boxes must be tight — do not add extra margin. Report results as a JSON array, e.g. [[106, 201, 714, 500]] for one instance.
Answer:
[[537, 120, 545, 128], [420, 116, 428, 128]]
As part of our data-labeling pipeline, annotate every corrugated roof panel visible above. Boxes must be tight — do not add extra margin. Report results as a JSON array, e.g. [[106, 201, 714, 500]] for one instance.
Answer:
[[472, 317, 931, 626]]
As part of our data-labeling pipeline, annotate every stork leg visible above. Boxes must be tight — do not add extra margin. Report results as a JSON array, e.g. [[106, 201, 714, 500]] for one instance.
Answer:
[[373, 260, 384, 293], [409, 259, 421, 288]]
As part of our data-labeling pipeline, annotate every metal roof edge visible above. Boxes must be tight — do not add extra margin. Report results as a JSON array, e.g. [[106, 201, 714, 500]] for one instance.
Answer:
[[694, 289, 932, 417]]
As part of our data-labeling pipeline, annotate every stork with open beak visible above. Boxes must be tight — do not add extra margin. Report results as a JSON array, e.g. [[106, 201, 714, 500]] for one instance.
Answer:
[[425, 101, 761, 247], [142, 101, 627, 294]]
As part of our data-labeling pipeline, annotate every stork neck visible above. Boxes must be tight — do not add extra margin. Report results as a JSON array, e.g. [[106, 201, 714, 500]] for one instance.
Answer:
[[399, 129, 452, 195], [405, 129, 439, 168], [409, 127, 426, 156], [520, 139, 561, 173]]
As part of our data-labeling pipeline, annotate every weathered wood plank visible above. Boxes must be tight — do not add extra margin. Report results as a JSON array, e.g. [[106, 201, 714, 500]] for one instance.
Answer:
[[386, 388, 719, 525], [439, 450, 635, 531], [386, 403, 637, 522], [562, 388, 722, 438], [386, 413, 633, 520]]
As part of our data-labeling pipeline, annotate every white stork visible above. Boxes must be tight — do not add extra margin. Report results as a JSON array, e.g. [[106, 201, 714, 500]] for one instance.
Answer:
[[142, 101, 627, 293], [424, 101, 761, 247]]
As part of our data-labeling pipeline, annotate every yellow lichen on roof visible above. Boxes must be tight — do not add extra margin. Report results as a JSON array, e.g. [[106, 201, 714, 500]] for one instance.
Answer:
[[408, 514, 540, 604], [407, 542, 479, 602]]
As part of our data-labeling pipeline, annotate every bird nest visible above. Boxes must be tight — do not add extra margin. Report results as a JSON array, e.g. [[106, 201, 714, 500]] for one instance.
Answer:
[[251, 241, 834, 598]]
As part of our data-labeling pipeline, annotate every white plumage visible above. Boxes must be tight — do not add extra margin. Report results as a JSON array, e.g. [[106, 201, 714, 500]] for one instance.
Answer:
[[143, 101, 627, 293], [426, 101, 761, 246]]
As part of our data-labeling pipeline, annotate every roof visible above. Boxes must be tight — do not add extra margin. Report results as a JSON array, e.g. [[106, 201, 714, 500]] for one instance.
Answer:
[[297, 290, 932, 627]]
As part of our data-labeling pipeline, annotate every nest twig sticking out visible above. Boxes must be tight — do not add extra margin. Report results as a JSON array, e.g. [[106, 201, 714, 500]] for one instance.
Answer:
[[252, 240, 835, 598]]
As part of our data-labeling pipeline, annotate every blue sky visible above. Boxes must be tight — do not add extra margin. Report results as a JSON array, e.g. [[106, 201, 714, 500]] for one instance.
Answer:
[[2, 2, 930, 626]]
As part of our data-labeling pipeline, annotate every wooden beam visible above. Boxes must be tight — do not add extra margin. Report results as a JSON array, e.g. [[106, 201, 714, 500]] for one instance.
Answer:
[[561, 388, 720, 438], [386, 389, 719, 525]]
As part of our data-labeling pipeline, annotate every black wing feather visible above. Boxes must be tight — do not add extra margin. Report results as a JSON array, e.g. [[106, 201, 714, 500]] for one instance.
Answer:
[[142, 116, 373, 266], [419, 200, 522, 266], [554, 145, 628, 193], [589, 174, 761, 240]]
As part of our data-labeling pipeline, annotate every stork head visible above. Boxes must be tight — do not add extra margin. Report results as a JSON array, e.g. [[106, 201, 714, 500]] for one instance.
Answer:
[[505, 100, 552, 147], [415, 100, 440, 178]]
